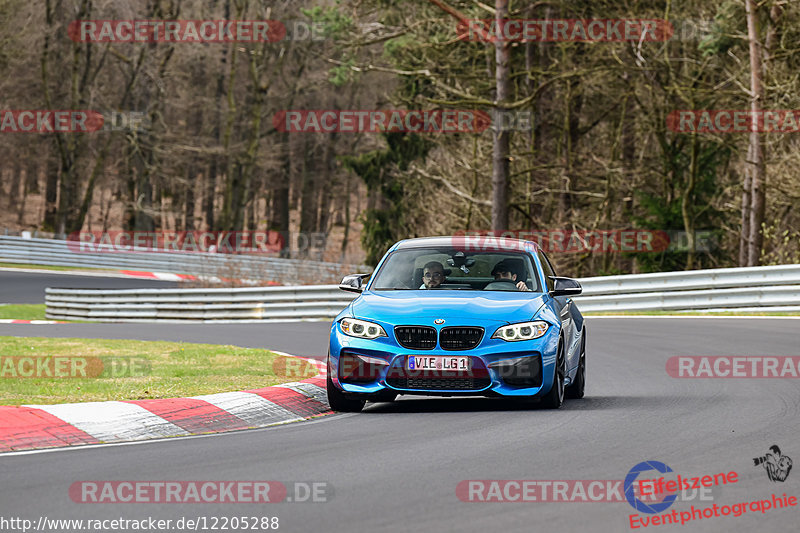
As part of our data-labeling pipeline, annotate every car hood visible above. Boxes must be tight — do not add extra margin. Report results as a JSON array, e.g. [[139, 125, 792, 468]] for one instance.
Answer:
[[350, 290, 547, 326]]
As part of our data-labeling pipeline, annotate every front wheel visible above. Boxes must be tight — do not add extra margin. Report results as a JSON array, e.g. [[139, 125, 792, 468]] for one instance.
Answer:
[[326, 359, 366, 413], [539, 342, 565, 409]]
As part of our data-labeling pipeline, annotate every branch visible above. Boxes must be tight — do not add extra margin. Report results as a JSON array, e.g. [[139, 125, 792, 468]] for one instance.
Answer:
[[427, 0, 492, 42], [326, 58, 496, 105], [410, 165, 492, 206], [525, 188, 606, 199], [428, 0, 472, 25]]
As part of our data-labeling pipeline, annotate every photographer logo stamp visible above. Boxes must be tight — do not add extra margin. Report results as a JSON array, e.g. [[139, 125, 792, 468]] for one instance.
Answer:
[[753, 445, 793, 482]]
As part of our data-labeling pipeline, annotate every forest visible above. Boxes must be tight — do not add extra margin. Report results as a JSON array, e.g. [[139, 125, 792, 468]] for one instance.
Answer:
[[0, 0, 798, 275]]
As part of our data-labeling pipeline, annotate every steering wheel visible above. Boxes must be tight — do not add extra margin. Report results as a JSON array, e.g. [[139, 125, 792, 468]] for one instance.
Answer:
[[483, 280, 518, 291]]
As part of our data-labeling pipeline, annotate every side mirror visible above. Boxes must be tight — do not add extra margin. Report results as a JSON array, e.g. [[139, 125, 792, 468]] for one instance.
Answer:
[[550, 276, 582, 297], [339, 273, 371, 293]]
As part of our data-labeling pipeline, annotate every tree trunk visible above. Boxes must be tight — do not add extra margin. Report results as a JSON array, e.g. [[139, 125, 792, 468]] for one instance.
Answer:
[[524, 3, 550, 228], [492, 0, 510, 231], [620, 77, 636, 273], [560, 51, 584, 220], [340, 171, 351, 262], [123, 156, 135, 231], [739, 146, 752, 266], [205, 160, 217, 230], [135, 165, 155, 232], [9, 161, 21, 205], [745, 0, 766, 266], [682, 135, 699, 270], [184, 164, 196, 231], [299, 139, 318, 259], [26, 160, 40, 194], [272, 186, 290, 257], [204, 43, 226, 232], [56, 161, 79, 235], [317, 133, 337, 235], [271, 132, 292, 258], [43, 149, 59, 231], [15, 163, 26, 224], [101, 187, 112, 232]]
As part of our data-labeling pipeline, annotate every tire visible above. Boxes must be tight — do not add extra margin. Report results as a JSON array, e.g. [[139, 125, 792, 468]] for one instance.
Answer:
[[326, 358, 366, 413], [566, 329, 586, 399], [539, 340, 565, 409]]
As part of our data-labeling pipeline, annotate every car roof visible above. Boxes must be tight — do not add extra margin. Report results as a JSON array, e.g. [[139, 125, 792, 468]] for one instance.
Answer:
[[391, 236, 540, 254]]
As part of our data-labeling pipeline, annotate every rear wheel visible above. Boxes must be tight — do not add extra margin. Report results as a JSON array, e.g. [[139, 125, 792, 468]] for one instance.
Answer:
[[326, 357, 366, 413], [539, 341, 565, 409], [566, 330, 586, 399]]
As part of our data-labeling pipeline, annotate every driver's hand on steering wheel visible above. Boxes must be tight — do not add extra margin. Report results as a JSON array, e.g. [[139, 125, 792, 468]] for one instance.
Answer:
[[516, 281, 531, 291]]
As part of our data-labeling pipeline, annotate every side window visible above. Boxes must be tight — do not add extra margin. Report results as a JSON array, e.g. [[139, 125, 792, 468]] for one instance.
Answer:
[[537, 251, 556, 292]]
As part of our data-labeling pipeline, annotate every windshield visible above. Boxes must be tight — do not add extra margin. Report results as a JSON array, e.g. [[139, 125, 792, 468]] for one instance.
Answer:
[[369, 248, 542, 292]]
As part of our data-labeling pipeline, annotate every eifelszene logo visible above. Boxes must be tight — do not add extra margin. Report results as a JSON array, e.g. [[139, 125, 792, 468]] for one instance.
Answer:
[[625, 461, 678, 514]]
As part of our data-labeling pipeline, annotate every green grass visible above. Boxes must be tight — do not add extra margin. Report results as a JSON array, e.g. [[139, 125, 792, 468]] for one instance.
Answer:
[[0, 337, 320, 405], [0, 304, 47, 320], [0, 261, 118, 273]]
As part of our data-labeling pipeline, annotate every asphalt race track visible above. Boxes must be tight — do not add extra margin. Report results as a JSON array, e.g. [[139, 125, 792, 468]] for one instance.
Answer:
[[1, 317, 798, 532], [0, 270, 176, 304]]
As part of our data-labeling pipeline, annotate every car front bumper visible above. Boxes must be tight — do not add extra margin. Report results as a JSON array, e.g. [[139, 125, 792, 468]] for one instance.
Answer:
[[329, 321, 560, 397]]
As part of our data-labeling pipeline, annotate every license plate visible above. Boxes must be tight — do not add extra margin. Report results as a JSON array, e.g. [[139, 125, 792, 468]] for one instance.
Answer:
[[407, 356, 470, 371]]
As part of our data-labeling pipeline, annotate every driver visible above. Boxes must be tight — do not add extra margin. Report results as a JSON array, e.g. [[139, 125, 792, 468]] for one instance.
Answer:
[[421, 261, 446, 289], [491, 260, 531, 291]]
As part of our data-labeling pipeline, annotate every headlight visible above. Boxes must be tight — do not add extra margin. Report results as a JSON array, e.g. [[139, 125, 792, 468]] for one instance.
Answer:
[[491, 321, 549, 342], [340, 318, 387, 339]]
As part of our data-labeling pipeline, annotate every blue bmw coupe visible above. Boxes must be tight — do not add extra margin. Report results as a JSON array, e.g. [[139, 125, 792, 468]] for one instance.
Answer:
[[327, 236, 586, 412]]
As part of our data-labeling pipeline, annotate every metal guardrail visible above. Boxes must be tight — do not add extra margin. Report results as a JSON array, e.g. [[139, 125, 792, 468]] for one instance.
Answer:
[[575, 264, 800, 295], [43, 264, 800, 322], [573, 264, 800, 312], [0, 235, 364, 285], [46, 285, 353, 322]]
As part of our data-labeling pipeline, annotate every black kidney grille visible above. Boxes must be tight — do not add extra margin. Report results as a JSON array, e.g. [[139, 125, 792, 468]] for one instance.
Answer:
[[394, 326, 437, 350], [439, 327, 484, 350]]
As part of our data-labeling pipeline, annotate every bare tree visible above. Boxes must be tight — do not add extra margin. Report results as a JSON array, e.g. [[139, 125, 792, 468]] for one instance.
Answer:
[[744, 0, 766, 266]]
